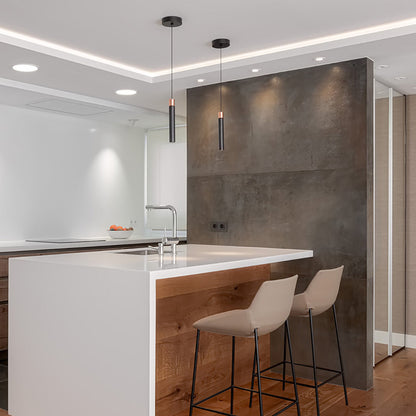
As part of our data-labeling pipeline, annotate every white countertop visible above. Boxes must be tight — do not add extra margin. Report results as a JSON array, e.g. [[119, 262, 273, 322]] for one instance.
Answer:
[[12, 244, 313, 279], [0, 233, 186, 254], [9, 243, 313, 416]]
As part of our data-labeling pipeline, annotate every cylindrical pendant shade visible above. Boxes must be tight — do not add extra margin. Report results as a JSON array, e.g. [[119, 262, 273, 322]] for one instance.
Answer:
[[169, 98, 175, 143], [212, 38, 230, 151], [218, 111, 224, 151], [162, 16, 182, 144]]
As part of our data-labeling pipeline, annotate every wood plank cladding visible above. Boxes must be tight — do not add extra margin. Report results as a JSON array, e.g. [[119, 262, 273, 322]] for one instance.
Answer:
[[155, 265, 271, 416], [0, 304, 7, 351], [0, 257, 8, 278], [0, 278, 8, 303]]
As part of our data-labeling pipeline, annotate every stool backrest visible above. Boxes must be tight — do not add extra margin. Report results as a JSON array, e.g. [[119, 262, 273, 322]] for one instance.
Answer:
[[248, 275, 298, 334], [305, 265, 344, 314]]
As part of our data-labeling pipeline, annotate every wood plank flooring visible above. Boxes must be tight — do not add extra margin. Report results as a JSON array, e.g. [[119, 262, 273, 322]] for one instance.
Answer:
[[179, 348, 416, 416], [1, 348, 415, 416]]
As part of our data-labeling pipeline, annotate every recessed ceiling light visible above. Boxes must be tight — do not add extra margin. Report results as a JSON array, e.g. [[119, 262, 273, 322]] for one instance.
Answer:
[[197, 79, 205, 83], [251, 68, 260, 73], [394, 76, 407, 80], [12, 64, 38, 72], [315, 56, 325, 62], [115, 89, 137, 96], [377, 64, 389, 69]]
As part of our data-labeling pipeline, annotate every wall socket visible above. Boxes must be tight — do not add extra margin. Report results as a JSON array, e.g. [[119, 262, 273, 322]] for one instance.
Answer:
[[210, 222, 228, 232]]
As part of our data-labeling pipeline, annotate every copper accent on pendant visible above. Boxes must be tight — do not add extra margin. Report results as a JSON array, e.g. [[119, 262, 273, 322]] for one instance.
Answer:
[[218, 111, 224, 119], [169, 98, 175, 106]]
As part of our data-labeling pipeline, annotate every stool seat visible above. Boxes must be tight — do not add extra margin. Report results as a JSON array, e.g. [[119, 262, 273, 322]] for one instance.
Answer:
[[290, 266, 344, 317], [290, 292, 312, 317], [285, 265, 348, 416], [194, 309, 254, 337], [194, 277, 298, 337], [189, 275, 301, 416]]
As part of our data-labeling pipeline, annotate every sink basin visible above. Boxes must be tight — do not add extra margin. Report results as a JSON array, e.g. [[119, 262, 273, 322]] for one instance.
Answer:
[[118, 248, 179, 255], [120, 249, 159, 255]]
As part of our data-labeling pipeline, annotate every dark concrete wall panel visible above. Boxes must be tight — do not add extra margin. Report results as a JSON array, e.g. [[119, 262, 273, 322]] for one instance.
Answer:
[[186, 58, 373, 389]]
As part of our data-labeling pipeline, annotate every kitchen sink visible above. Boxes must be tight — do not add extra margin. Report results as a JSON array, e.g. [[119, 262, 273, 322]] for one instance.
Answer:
[[118, 248, 178, 255], [120, 249, 159, 255]]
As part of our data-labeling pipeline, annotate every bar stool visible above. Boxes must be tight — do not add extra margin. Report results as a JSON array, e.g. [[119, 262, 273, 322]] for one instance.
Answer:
[[189, 275, 301, 416], [252, 266, 348, 416]]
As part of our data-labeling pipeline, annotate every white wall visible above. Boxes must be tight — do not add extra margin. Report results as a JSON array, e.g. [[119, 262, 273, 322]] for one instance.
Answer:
[[0, 104, 146, 240], [146, 126, 186, 232]]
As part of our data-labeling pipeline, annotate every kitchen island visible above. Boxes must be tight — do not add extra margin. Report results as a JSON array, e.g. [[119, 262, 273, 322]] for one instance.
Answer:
[[9, 244, 312, 416]]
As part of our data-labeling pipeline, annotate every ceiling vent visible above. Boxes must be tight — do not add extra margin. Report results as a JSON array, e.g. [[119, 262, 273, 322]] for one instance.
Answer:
[[27, 99, 113, 116]]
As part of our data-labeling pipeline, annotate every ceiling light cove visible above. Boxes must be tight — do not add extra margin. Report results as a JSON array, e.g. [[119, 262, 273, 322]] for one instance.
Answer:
[[314, 57, 325, 62], [197, 79, 205, 83], [251, 68, 261, 73], [394, 76, 407, 80], [115, 89, 137, 96], [2, 17, 416, 83], [12, 64, 38, 72]]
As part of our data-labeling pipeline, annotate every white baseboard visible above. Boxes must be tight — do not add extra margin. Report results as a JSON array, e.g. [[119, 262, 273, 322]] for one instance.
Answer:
[[405, 334, 416, 349], [374, 330, 416, 349]]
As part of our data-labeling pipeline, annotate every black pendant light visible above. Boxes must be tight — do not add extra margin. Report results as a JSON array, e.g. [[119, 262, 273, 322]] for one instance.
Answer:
[[212, 38, 230, 151], [162, 16, 182, 143]]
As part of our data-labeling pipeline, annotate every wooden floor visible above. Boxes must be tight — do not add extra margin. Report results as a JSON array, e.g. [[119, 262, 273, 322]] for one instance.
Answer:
[[1, 348, 415, 416], [374, 343, 403, 365], [178, 348, 416, 416]]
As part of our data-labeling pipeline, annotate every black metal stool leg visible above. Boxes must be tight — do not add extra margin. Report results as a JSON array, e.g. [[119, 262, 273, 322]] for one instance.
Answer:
[[309, 309, 320, 416], [286, 320, 301, 416], [231, 336, 235, 414], [189, 329, 200, 416], [254, 328, 264, 416], [282, 322, 287, 391], [332, 305, 348, 406], [249, 349, 256, 407]]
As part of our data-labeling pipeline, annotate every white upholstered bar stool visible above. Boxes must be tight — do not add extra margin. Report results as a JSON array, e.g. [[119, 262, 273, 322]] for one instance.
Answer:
[[257, 266, 348, 416], [189, 275, 301, 416]]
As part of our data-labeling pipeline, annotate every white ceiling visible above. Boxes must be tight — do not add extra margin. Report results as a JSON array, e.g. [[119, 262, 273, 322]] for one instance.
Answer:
[[0, 0, 416, 125]]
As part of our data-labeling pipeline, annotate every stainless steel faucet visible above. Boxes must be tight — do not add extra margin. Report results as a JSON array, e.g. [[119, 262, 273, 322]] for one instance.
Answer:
[[145, 204, 179, 254]]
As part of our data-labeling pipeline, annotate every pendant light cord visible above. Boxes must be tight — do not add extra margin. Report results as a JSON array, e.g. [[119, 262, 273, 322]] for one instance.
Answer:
[[171, 26, 173, 99], [219, 48, 223, 112]]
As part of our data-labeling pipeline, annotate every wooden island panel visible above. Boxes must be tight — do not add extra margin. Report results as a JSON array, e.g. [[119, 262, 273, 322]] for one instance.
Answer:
[[156, 264, 271, 416]]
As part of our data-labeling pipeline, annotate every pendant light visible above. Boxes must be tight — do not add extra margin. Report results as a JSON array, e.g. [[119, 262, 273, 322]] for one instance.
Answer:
[[162, 16, 182, 143], [212, 38, 230, 151]]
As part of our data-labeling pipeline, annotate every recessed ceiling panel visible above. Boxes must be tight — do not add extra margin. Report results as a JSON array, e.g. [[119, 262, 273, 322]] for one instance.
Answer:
[[27, 99, 113, 116]]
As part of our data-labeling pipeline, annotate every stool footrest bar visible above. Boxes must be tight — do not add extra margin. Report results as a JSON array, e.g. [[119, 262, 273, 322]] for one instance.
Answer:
[[234, 385, 296, 402], [193, 386, 232, 407], [260, 372, 342, 389], [261, 360, 342, 375], [193, 405, 234, 416]]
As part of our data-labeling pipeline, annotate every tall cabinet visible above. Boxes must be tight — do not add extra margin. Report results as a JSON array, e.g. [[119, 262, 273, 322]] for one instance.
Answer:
[[374, 80, 406, 364]]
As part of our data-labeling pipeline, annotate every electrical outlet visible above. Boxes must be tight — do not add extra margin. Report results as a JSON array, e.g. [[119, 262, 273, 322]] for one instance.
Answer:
[[210, 222, 228, 232]]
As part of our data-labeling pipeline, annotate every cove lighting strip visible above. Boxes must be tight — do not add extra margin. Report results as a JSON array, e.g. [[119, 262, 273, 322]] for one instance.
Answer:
[[1, 17, 416, 81]]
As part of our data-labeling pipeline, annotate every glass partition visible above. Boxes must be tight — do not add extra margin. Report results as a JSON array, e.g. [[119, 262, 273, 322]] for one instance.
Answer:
[[392, 90, 406, 353], [374, 81, 390, 364], [373, 81, 406, 365]]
